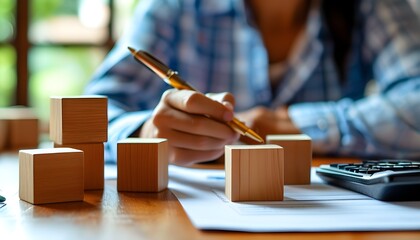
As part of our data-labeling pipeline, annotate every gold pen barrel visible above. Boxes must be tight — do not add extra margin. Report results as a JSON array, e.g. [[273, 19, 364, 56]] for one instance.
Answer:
[[130, 47, 197, 91], [167, 72, 197, 91], [227, 118, 264, 143], [128, 46, 264, 143], [128, 47, 170, 80], [227, 118, 249, 134], [169, 73, 264, 143]]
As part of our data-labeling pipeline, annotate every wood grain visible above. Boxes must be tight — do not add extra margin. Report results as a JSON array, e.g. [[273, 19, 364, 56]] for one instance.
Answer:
[[19, 148, 84, 204], [2, 153, 419, 239], [0, 107, 39, 151], [267, 134, 312, 185], [225, 144, 284, 201], [55, 143, 104, 190], [50, 96, 108, 144]]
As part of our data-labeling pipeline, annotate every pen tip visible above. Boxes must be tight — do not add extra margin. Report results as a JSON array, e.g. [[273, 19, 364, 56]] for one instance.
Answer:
[[127, 46, 136, 55], [244, 130, 265, 143]]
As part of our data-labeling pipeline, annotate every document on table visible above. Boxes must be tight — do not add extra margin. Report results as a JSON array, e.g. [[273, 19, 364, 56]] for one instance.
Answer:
[[167, 165, 420, 232]]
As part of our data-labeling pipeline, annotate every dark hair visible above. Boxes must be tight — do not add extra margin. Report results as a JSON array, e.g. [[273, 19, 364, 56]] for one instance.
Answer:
[[322, 0, 359, 79]]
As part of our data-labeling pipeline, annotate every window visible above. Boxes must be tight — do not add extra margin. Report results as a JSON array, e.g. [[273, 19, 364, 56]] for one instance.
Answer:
[[1, 0, 140, 132], [0, 0, 16, 107]]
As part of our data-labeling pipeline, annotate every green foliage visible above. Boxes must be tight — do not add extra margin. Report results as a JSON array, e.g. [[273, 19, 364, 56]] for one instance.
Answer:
[[0, 1, 14, 106], [0, 0, 14, 14], [0, 0, 14, 41], [0, 46, 16, 106], [29, 47, 105, 121], [31, 0, 80, 21]]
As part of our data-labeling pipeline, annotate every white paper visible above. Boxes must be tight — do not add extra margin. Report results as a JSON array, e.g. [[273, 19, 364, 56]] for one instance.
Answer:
[[168, 165, 420, 232]]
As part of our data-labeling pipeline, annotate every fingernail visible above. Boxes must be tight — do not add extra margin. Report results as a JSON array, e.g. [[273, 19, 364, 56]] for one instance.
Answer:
[[223, 101, 234, 111]]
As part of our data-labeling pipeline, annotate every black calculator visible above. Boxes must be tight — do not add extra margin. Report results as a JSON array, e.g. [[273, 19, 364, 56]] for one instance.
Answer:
[[316, 159, 420, 201]]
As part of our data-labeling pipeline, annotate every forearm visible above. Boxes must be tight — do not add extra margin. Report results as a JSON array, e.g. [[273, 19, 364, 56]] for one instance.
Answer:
[[289, 84, 420, 158], [106, 103, 153, 163], [85, 72, 156, 163]]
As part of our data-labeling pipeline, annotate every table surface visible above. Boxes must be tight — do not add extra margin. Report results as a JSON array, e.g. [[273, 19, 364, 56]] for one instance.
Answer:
[[1, 152, 419, 240]]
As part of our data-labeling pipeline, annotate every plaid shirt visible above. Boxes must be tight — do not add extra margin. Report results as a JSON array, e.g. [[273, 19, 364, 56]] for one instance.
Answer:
[[86, 0, 420, 162]]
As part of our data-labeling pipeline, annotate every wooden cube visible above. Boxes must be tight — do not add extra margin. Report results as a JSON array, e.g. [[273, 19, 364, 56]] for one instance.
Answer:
[[55, 143, 104, 190], [225, 144, 284, 202], [267, 134, 312, 185], [50, 96, 108, 144], [9, 119, 39, 149], [0, 120, 6, 151], [117, 138, 168, 192], [19, 148, 84, 204], [0, 107, 39, 150]]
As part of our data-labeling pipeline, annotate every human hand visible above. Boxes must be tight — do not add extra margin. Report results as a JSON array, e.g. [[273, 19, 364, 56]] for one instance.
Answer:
[[140, 89, 240, 166], [235, 106, 300, 144]]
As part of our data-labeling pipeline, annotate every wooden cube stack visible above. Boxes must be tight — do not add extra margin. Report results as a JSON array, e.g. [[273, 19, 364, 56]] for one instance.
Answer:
[[19, 148, 84, 204], [225, 144, 284, 202], [0, 107, 39, 151], [117, 138, 168, 192], [267, 134, 312, 185], [54, 142, 104, 190], [50, 96, 107, 190]]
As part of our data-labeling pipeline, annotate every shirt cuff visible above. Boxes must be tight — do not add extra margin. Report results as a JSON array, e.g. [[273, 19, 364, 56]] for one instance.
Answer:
[[106, 110, 153, 163], [288, 102, 341, 154]]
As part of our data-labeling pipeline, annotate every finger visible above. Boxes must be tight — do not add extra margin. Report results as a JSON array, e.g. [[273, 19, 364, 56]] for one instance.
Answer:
[[221, 101, 234, 112], [151, 101, 239, 142], [205, 92, 235, 106], [151, 96, 238, 140], [152, 115, 238, 166], [153, 107, 237, 140], [169, 147, 225, 166], [206, 92, 235, 111], [164, 90, 233, 122], [161, 128, 237, 151]]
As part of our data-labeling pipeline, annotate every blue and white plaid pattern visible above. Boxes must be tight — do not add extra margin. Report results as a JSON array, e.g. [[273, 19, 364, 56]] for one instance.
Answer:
[[86, 0, 420, 162]]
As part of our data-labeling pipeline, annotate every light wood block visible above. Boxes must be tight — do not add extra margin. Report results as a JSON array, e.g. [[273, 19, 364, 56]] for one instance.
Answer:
[[19, 148, 84, 204], [55, 143, 104, 190], [0, 107, 39, 150], [225, 144, 284, 202], [117, 138, 168, 192], [267, 134, 312, 185], [50, 96, 108, 144]]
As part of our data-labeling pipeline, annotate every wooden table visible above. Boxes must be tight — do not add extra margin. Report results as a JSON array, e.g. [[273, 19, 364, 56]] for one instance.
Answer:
[[1, 152, 419, 240]]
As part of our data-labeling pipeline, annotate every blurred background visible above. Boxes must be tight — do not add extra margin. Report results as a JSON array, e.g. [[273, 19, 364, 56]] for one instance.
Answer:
[[0, 0, 419, 135], [0, 0, 140, 133]]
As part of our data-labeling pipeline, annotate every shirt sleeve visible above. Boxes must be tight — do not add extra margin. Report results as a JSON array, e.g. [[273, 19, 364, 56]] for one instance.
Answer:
[[84, 0, 179, 163], [289, 0, 420, 159]]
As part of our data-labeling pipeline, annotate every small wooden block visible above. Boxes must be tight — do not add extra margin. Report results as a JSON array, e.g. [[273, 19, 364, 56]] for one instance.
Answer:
[[19, 148, 84, 204], [9, 119, 39, 149], [55, 143, 104, 190], [225, 144, 284, 202], [0, 107, 39, 150], [0, 120, 6, 151], [117, 138, 168, 192], [50, 96, 108, 144], [267, 134, 312, 185]]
